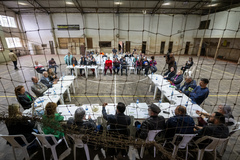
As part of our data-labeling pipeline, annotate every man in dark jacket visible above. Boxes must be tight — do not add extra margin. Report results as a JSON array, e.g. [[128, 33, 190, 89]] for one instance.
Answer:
[[165, 105, 195, 141], [136, 104, 166, 140], [166, 53, 176, 71], [170, 70, 183, 89], [121, 57, 128, 76], [179, 76, 197, 96], [80, 57, 87, 76], [102, 102, 131, 158]]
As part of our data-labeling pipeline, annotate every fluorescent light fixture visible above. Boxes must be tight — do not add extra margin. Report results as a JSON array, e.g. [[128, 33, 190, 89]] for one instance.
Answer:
[[18, 2, 28, 5], [208, 3, 218, 7], [162, 2, 171, 6], [66, 1, 74, 5], [114, 2, 122, 5]]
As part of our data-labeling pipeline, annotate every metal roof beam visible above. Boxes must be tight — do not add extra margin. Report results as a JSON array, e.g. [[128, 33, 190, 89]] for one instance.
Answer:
[[27, 0, 49, 13]]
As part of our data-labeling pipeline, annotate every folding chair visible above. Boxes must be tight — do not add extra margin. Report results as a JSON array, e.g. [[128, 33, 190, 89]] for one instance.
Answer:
[[32, 133, 71, 160], [0, 134, 40, 160], [67, 134, 90, 160], [194, 136, 229, 160], [140, 130, 161, 158], [165, 134, 197, 160]]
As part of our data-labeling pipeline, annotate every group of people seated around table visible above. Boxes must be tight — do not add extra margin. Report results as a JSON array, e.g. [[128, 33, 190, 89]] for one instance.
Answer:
[[5, 100, 235, 159], [34, 58, 58, 74], [15, 68, 59, 110], [163, 55, 209, 105]]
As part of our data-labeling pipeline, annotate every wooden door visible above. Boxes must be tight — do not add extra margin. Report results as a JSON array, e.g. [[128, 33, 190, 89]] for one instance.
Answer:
[[125, 41, 131, 52], [49, 41, 55, 54], [160, 41, 165, 54], [87, 38, 93, 49]]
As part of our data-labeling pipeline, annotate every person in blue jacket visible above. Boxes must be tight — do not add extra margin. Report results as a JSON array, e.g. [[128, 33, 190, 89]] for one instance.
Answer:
[[179, 76, 197, 96], [190, 78, 209, 105]]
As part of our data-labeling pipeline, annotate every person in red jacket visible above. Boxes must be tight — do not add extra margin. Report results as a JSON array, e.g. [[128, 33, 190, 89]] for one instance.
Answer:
[[104, 57, 113, 75]]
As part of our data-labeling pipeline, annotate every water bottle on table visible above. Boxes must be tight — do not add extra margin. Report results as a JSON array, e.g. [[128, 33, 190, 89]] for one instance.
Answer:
[[158, 99, 162, 107], [136, 99, 139, 107]]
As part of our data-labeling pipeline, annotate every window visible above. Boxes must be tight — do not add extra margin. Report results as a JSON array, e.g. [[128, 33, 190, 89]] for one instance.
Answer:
[[99, 41, 111, 48], [199, 20, 210, 30], [5, 37, 22, 48], [0, 15, 17, 28]]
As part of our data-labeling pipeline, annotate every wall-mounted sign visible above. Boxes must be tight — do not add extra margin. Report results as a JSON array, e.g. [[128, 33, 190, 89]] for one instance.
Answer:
[[57, 25, 80, 30]]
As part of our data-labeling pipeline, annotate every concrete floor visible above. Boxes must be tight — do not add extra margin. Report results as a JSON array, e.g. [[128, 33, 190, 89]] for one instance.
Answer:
[[0, 54, 240, 159]]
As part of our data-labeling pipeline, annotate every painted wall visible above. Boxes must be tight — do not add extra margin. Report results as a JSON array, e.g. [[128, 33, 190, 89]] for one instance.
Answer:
[[19, 6, 240, 58], [0, 4, 25, 63]]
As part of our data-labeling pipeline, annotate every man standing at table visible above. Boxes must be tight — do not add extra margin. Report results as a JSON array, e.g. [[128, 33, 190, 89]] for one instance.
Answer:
[[31, 76, 48, 97], [135, 104, 165, 140], [102, 102, 131, 158], [190, 78, 209, 105], [64, 52, 72, 66], [9, 50, 19, 70], [40, 71, 57, 88], [179, 76, 197, 96]]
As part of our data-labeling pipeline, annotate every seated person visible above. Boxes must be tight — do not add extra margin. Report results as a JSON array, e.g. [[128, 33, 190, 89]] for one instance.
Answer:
[[47, 68, 58, 81], [104, 57, 112, 76], [113, 58, 120, 74], [113, 53, 118, 59], [179, 76, 197, 96], [196, 104, 235, 127], [194, 112, 229, 148], [48, 58, 58, 74], [40, 71, 57, 88], [90, 58, 97, 75], [121, 57, 128, 76], [5, 104, 38, 150], [31, 76, 48, 97], [165, 105, 195, 141], [67, 107, 96, 133], [64, 52, 72, 66], [34, 61, 46, 74], [42, 102, 64, 140], [163, 67, 175, 80], [136, 58, 142, 74], [102, 102, 131, 158], [142, 57, 150, 76], [135, 104, 165, 140], [169, 70, 183, 89], [71, 57, 78, 75], [79, 57, 86, 76], [190, 78, 209, 105], [133, 56, 138, 67], [15, 85, 35, 110], [181, 57, 193, 73], [150, 56, 157, 74]]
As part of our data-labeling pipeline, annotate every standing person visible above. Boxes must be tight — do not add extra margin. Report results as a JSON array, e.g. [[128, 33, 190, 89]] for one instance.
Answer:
[[48, 58, 58, 73], [15, 85, 35, 110], [64, 52, 73, 66], [9, 50, 18, 70], [150, 56, 157, 73], [166, 53, 176, 72]]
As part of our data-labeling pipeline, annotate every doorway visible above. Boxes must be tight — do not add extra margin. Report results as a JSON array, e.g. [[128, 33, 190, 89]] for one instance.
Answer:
[[49, 41, 55, 54], [160, 41, 165, 54], [142, 41, 146, 54], [125, 41, 131, 52], [168, 41, 173, 53], [184, 42, 190, 55]]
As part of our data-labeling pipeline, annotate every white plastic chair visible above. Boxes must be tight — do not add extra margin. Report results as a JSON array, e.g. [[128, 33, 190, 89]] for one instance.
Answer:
[[166, 134, 197, 160], [195, 136, 229, 160], [0, 134, 40, 160], [33, 133, 71, 160], [140, 130, 161, 158], [67, 134, 90, 160]]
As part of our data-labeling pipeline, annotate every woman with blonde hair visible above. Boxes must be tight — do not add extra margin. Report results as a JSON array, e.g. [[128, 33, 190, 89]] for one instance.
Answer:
[[6, 104, 37, 147], [15, 85, 35, 110], [42, 102, 64, 140]]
